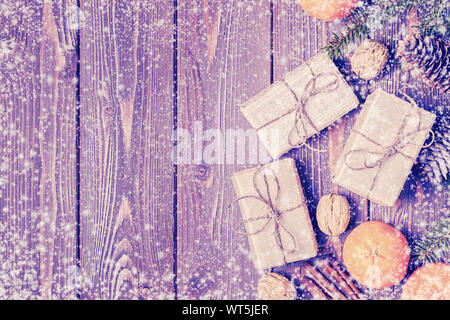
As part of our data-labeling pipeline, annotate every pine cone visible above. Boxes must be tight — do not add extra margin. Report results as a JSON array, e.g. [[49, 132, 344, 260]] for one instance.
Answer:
[[397, 35, 449, 93], [414, 116, 449, 187]]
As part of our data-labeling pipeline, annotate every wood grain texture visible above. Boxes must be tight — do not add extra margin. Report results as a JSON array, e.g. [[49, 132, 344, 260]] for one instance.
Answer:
[[368, 12, 449, 240], [271, 3, 449, 300], [0, 0, 446, 300], [80, 0, 175, 299], [0, 0, 77, 299], [272, 0, 368, 258], [176, 0, 271, 299], [363, 16, 412, 300], [359, 12, 449, 299]]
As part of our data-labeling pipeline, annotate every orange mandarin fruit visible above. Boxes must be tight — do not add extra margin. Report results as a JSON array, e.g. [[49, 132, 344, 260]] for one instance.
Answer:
[[297, 0, 360, 21], [343, 221, 410, 289]]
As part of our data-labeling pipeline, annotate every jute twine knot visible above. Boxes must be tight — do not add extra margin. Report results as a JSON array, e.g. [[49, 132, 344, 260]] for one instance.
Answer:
[[229, 166, 307, 263]]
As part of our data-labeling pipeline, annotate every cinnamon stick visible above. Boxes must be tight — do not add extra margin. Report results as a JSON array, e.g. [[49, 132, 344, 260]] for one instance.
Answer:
[[298, 277, 329, 300], [329, 259, 365, 299], [321, 262, 359, 300], [303, 263, 347, 300]]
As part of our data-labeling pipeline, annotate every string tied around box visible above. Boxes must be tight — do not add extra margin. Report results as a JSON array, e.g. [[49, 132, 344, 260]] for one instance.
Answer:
[[229, 165, 307, 264], [344, 91, 435, 198], [256, 57, 342, 154]]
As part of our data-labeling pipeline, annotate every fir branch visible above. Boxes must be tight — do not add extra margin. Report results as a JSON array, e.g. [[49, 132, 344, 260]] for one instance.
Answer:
[[412, 216, 450, 265], [323, 0, 447, 58], [323, 7, 370, 58]]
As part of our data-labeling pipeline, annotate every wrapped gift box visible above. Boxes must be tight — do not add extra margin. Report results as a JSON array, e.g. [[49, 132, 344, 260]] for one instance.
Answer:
[[333, 89, 436, 207], [231, 158, 317, 269], [240, 53, 359, 159]]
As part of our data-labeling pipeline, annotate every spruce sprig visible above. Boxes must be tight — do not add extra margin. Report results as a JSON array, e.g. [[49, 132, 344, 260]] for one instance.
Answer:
[[324, 0, 447, 58], [412, 215, 450, 265], [323, 7, 370, 58]]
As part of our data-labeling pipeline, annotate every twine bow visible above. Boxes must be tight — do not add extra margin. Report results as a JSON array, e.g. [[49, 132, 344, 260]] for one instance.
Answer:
[[284, 70, 340, 148], [256, 62, 341, 153], [344, 103, 432, 197], [230, 166, 306, 264]]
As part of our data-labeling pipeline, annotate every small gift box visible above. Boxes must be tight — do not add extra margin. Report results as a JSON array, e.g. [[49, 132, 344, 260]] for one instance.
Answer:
[[240, 53, 359, 159], [333, 89, 436, 207], [231, 158, 318, 270]]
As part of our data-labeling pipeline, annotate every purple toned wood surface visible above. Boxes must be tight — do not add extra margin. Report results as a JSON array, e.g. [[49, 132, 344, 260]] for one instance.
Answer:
[[79, 0, 175, 299], [0, 0, 77, 299], [176, 0, 271, 299], [0, 0, 447, 300], [272, 0, 369, 259], [365, 11, 449, 299], [270, 0, 370, 296]]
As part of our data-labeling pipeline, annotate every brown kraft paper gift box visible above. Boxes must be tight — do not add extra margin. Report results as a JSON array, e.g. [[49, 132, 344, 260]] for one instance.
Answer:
[[240, 53, 359, 159], [231, 158, 317, 270], [333, 88, 436, 207]]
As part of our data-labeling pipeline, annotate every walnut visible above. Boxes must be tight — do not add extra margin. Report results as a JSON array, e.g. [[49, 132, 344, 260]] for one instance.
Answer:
[[257, 273, 297, 300], [351, 39, 389, 80], [316, 194, 350, 236]]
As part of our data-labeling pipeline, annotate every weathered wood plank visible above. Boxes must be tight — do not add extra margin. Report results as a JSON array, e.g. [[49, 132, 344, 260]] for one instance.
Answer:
[[368, 17, 406, 238], [364, 16, 413, 300], [366, 12, 449, 299], [368, 12, 450, 241], [0, 0, 78, 299], [272, 1, 368, 261], [80, 0, 175, 299], [176, 0, 271, 299], [409, 88, 449, 239]]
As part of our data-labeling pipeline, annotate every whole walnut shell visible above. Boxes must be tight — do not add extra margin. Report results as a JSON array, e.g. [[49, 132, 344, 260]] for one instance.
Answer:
[[351, 39, 389, 80], [257, 273, 297, 300], [316, 194, 350, 236]]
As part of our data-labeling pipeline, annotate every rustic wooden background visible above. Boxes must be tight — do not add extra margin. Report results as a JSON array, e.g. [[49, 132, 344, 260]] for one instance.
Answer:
[[0, 0, 447, 299]]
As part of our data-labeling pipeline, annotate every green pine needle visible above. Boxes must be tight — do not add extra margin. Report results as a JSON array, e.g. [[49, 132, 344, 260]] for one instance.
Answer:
[[322, 7, 370, 58], [412, 216, 450, 265], [323, 0, 448, 59]]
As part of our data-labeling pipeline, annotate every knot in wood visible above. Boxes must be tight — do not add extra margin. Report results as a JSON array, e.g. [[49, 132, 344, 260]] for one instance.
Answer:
[[193, 164, 210, 181]]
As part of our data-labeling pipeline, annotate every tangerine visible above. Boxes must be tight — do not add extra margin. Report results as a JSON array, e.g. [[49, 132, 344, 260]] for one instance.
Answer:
[[297, 0, 360, 22], [343, 221, 410, 289], [401, 263, 450, 300]]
